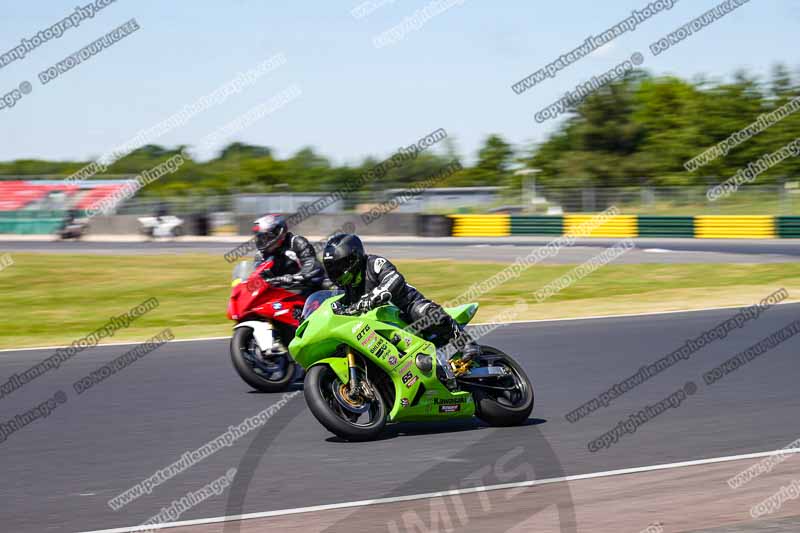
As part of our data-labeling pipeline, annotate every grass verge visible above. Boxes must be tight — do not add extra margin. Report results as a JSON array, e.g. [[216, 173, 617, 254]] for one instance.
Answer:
[[0, 254, 798, 349]]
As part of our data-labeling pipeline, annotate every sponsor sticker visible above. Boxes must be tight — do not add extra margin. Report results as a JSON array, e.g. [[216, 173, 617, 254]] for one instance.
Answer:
[[368, 336, 388, 357], [360, 331, 376, 347], [356, 325, 371, 341], [434, 397, 468, 405], [402, 371, 418, 388], [439, 404, 460, 413]]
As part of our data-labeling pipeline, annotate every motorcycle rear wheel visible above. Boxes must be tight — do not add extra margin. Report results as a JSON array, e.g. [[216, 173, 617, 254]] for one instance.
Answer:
[[468, 346, 534, 427]]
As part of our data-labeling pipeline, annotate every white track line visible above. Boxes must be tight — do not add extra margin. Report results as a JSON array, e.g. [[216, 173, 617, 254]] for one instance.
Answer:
[[79, 447, 800, 533], [0, 336, 232, 354], [3, 301, 798, 354]]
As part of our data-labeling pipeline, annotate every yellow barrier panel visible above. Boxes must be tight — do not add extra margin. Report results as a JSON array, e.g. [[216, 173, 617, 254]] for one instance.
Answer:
[[564, 214, 638, 238], [449, 214, 510, 237], [695, 216, 776, 239]]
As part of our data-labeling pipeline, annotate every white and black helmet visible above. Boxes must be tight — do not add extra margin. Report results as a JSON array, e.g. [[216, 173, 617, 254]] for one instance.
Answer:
[[252, 214, 287, 255]]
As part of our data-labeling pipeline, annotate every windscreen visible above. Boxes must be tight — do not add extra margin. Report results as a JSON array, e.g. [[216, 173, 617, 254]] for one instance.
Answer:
[[300, 290, 344, 320], [231, 261, 255, 285]]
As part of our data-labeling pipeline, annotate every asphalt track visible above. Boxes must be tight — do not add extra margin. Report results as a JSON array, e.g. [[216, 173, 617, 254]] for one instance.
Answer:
[[3, 237, 800, 263], [1, 304, 799, 532]]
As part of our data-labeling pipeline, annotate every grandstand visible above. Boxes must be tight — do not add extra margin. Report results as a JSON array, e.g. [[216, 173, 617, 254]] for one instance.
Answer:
[[0, 179, 136, 233]]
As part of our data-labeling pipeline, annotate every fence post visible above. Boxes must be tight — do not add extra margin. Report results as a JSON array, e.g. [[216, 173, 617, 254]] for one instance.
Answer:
[[582, 188, 596, 212]]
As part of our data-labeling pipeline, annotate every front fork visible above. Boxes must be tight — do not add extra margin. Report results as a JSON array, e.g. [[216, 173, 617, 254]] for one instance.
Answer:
[[347, 348, 360, 394], [346, 348, 376, 400]]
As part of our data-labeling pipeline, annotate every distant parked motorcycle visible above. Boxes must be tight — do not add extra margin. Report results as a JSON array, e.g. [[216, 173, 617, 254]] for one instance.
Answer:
[[227, 260, 309, 392], [58, 210, 88, 240], [137, 215, 185, 239]]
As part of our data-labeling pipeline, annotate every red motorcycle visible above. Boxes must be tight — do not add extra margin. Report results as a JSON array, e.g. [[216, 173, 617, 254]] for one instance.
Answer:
[[227, 259, 308, 392]]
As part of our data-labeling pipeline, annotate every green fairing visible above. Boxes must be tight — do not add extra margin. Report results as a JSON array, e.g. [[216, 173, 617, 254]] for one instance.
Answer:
[[289, 293, 479, 422], [445, 303, 479, 326]]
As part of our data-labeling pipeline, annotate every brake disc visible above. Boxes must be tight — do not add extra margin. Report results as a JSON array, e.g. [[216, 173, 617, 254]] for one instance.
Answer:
[[332, 382, 371, 414]]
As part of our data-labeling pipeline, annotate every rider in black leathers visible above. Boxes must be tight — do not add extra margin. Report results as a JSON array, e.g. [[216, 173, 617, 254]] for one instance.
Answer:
[[321, 233, 479, 363], [252, 214, 326, 291]]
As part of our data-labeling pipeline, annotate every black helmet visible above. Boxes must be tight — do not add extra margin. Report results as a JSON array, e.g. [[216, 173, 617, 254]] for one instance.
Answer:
[[252, 214, 287, 255], [323, 233, 365, 287]]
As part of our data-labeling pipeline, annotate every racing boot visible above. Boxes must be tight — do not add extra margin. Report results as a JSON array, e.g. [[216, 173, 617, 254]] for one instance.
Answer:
[[447, 327, 480, 376], [434, 348, 458, 391]]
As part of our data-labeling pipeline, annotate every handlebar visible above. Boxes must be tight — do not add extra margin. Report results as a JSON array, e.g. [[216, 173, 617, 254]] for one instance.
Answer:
[[332, 302, 393, 317]]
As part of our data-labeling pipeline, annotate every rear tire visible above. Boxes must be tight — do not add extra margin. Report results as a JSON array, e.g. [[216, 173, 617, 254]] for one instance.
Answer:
[[230, 327, 295, 393], [304, 364, 387, 441], [471, 347, 534, 427]]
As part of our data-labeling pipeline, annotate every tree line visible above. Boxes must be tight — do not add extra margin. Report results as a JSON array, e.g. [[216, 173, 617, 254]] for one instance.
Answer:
[[3, 65, 800, 198]]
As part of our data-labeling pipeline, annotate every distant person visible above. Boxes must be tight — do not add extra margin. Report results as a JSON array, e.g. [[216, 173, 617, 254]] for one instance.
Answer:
[[155, 202, 169, 221], [62, 208, 79, 226], [59, 208, 86, 240]]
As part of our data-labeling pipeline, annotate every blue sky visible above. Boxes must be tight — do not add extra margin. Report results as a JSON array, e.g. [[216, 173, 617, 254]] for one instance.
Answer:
[[0, 0, 797, 166]]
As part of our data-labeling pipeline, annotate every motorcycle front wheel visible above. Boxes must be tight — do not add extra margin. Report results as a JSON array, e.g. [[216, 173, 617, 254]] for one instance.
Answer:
[[304, 364, 387, 441], [230, 327, 295, 393]]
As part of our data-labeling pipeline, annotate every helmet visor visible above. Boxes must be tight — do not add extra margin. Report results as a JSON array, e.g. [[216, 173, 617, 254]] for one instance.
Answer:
[[255, 227, 283, 252], [325, 255, 357, 286]]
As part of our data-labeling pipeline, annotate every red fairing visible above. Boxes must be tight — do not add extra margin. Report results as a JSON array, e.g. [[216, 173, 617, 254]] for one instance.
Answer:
[[227, 260, 306, 327]]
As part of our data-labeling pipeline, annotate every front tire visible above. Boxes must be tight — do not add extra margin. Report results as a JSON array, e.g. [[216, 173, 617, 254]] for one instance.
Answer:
[[470, 347, 534, 427], [304, 364, 387, 441], [230, 327, 295, 393]]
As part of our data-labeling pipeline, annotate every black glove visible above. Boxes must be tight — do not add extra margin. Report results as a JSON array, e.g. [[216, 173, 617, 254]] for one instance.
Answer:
[[264, 274, 295, 286], [370, 290, 391, 307], [353, 291, 391, 314], [331, 291, 391, 316], [333, 301, 360, 316], [354, 295, 373, 314]]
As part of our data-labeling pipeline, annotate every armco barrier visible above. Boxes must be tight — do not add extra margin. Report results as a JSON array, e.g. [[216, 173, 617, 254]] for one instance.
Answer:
[[417, 215, 453, 237], [637, 216, 694, 238], [449, 214, 510, 237], [449, 214, 798, 239], [564, 214, 637, 238], [694, 216, 776, 239], [777, 216, 800, 238], [510, 215, 563, 235], [1, 211, 798, 239]]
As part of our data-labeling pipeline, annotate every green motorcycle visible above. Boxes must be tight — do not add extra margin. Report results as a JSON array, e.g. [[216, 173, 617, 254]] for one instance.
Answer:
[[289, 291, 534, 441]]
